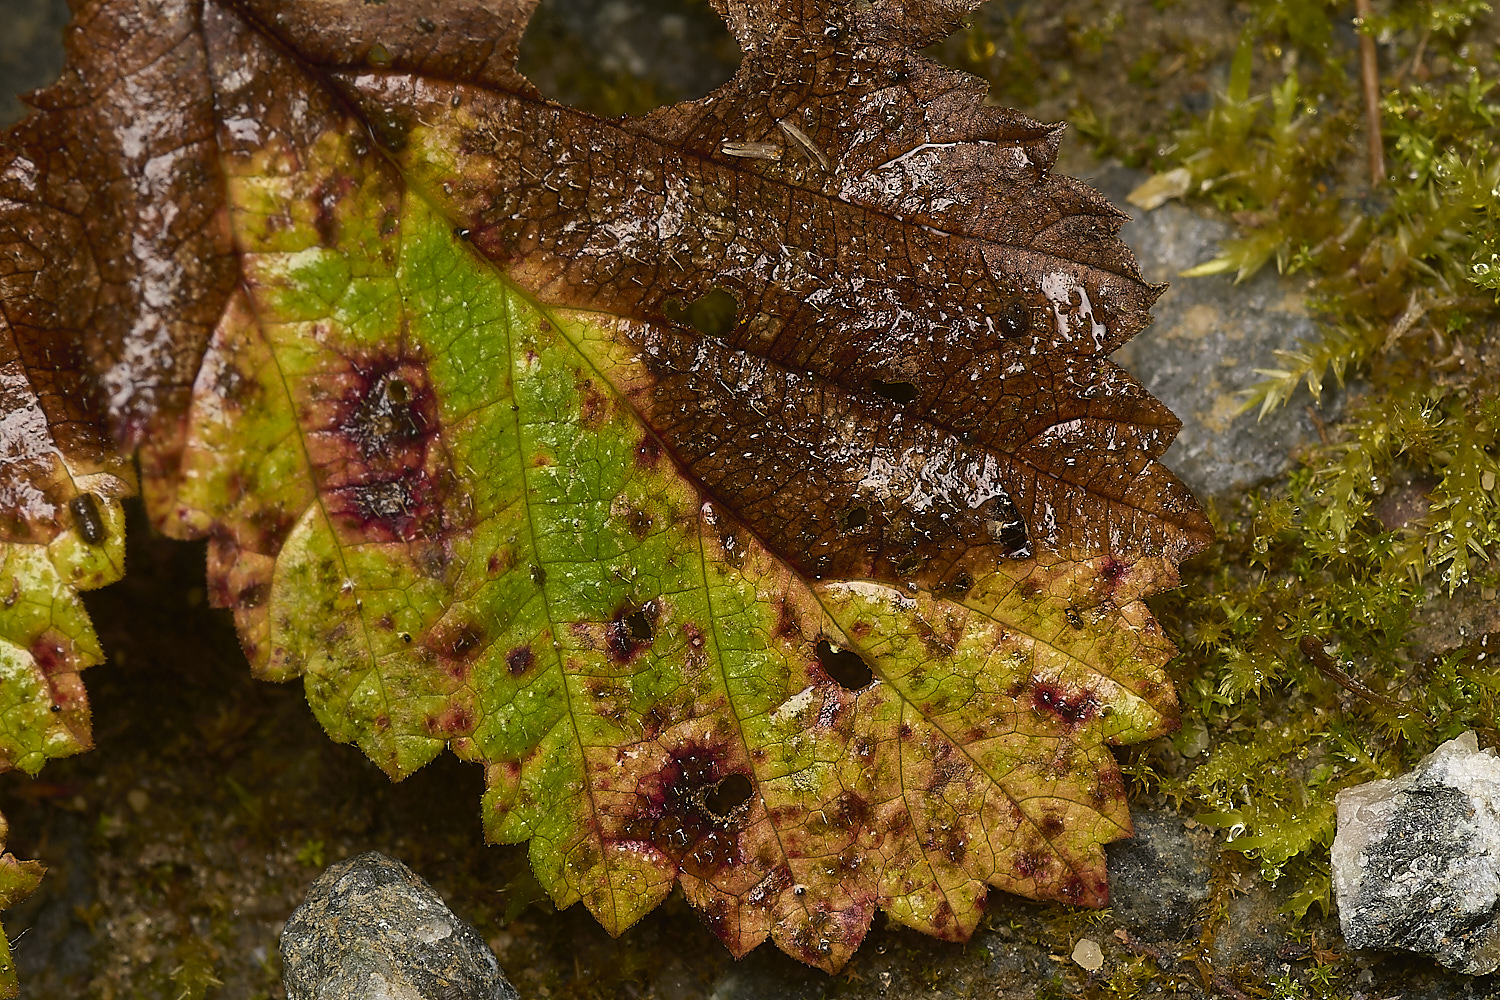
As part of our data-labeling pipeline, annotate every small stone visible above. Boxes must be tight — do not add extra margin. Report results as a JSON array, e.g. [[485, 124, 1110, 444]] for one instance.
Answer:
[[1070, 937, 1104, 972], [1332, 732, 1500, 974], [281, 851, 520, 1000]]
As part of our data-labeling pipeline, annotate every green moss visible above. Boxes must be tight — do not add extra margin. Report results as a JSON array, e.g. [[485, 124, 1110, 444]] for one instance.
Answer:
[[936, 5, 1500, 977], [167, 935, 223, 1000], [1115, 0, 1500, 935]]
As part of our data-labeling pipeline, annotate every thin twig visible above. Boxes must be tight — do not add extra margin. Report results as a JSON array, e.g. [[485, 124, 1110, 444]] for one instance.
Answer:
[[1211, 974, 1255, 1000], [1397, 27, 1431, 83], [1355, 0, 1385, 186], [1298, 636, 1404, 707], [1305, 405, 1329, 445]]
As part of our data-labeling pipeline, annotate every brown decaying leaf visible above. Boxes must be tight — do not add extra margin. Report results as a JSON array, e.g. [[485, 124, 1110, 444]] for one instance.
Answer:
[[0, 0, 1211, 973], [2, 0, 1208, 572], [334, 3, 1207, 589]]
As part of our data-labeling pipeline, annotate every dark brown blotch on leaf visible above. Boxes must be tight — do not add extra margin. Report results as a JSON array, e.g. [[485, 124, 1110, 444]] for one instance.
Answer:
[[619, 504, 654, 539], [605, 600, 658, 663], [615, 742, 754, 879], [1099, 556, 1130, 585], [1060, 873, 1104, 906], [327, 472, 444, 542], [336, 358, 436, 459], [576, 376, 612, 429], [311, 174, 357, 246], [425, 702, 475, 735], [29, 631, 75, 677], [1031, 679, 1100, 729], [237, 581, 269, 610], [1014, 848, 1051, 879], [314, 351, 454, 542], [506, 645, 535, 676], [29, 630, 84, 715], [634, 435, 662, 469], [1089, 768, 1126, 808], [830, 791, 870, 831], [245, 503, 297, 554], [925, 741, 966, 792], [427, 617, 487, 672]]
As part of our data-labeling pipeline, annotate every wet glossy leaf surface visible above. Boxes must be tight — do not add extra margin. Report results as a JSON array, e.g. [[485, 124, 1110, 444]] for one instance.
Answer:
[[0, 0, 1208, 971]]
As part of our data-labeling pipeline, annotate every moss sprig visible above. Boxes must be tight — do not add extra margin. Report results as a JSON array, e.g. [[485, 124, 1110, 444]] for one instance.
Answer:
[[1239, 57, 1500, 412]]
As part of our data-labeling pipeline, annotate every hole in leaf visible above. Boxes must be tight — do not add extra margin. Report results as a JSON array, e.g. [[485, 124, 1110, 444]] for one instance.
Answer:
[[384, 377, 412, 405], [922, 14, 1001, 82], [517, 0, 741, 118], [981, 492, 1031, 559], [702, 772, 753, 818], [817, 639, 874, 690], [624, 608, 654, 644], [607, 601, 658, 662], [664, 287, 740, 338], [869, 378, 919, 405], [840, 506, 869, 530]]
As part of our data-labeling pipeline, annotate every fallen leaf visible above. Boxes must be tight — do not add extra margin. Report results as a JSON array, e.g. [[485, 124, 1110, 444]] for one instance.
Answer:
[[1127, 166, 1193, 211], [0, 0, 1210, 972]]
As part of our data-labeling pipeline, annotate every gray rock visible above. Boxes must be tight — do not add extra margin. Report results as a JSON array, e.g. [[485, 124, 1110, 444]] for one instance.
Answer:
[[1104, 808, 1213, 940], [1332, 732, 1500, 974], [281, 851, 520, 1000], [1082, 163, 1336, 498]]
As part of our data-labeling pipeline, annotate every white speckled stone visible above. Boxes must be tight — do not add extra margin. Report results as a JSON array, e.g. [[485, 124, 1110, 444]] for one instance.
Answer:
[[281, 852, 519, 1000], [1333, 732, 1500, 974]]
